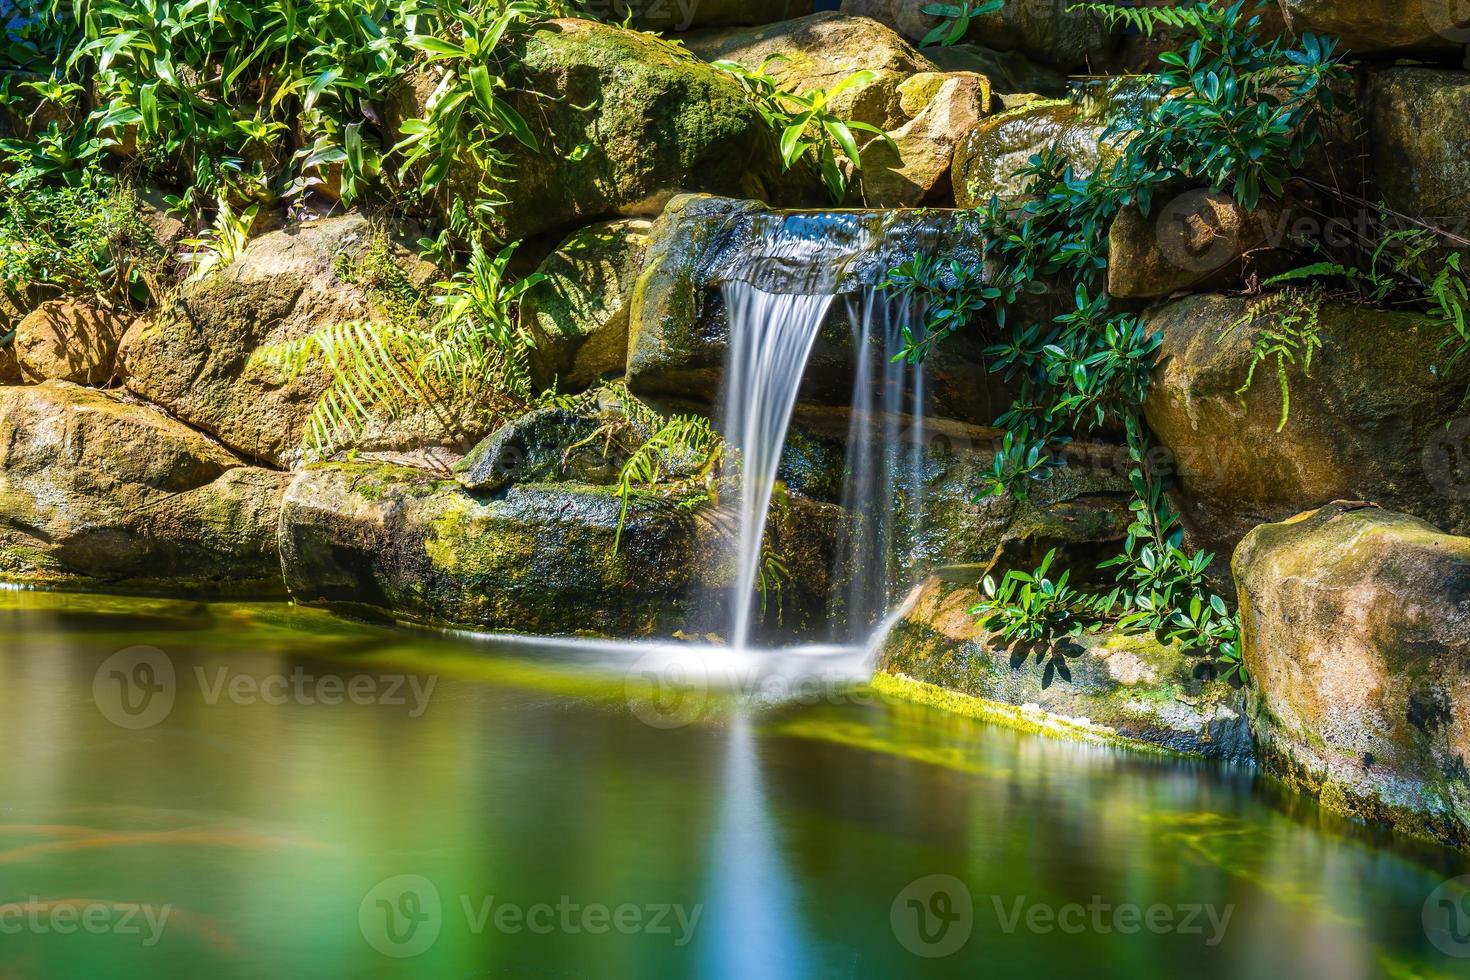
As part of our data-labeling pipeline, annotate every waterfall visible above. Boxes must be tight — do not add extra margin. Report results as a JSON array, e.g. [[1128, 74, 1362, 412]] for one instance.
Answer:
[[716, 283, 925, 652], [719, 283, 835, 651]]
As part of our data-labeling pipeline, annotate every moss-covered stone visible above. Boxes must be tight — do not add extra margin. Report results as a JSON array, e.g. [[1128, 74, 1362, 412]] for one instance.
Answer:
[[520, 219, 651, 392], [859, 71, 992, 206], [1143, 293, 1470, 564], [396, 19, 811, 244], [1281, 0, 1467, 55], [1233, 501, 1470, 851], [877, 576, 1252, 760], [1366, 68, 1470, 223], [684, 12, 937, 131], [951, 98, 1115, 207], [119, 214, 434, 468], [0, 381, 288, 593]]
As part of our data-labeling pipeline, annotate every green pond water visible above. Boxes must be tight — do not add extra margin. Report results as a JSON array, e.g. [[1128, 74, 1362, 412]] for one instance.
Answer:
[[0, 589, 1466, 979]]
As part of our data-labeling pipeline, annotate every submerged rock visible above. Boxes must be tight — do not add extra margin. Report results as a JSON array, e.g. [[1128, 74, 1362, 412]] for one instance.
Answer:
[[394, 18, 806, 243], [685, 12, 938, 131], [521, 219, 652, 392], [839, 0, 1115, 70], [1143, 293, 1470, 562], [624, 194, 998, 422], [0, 381, 288, 593], [1234, 502, 1470, 850], [14, 298, 130, 385], [119, 214, 431, 469], [878, 576, 1251, 761], [1366, 68, 1470, 223]]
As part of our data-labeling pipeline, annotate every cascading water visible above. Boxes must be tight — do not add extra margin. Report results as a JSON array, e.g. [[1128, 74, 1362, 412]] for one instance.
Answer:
[[718, 283, 835, 651]]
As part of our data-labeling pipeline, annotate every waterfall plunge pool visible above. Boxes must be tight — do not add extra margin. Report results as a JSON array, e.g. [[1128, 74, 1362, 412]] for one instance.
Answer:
[[0, 589, 1464, 978]]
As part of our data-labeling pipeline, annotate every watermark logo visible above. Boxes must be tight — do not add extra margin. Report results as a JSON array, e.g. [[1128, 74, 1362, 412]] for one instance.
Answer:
[[624, 650, 712, 729], [1422, 0, 1470, 46], [1155, 189, 1242, 275], [1423, 875, 1470, 958], [891, 875, 974, 958], [1423, 417, 1470, 500], [360, 875, 443, 959], [93, 645, 176, 729], [0, 899, 171, 946]]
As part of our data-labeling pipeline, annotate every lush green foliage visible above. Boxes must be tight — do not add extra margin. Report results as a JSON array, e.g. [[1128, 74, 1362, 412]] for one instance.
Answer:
[[885, 2, 1346, 681], [713, 55, 890, 203], [917, 0, 1004, 47], [248, 239, 540, 457], [1221, 284, 1323, 432]]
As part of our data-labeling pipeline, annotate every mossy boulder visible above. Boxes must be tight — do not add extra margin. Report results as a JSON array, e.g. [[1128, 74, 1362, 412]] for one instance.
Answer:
[[1366, 68, 1470, 223], [520, 219, 651, 392], [118, 214, 432, 469], [1106, 194, 1291, 300], [1144, 293, 1470, 562], [1234, 501, 1470, 850], [839, 0, 1115, 70], [624, 194, 998, 422], [453, 404, 634, 493], [1281, 0, 1468, 55], [14, 298, 130, 385], [280, 462, 769, 636], [951, 98, 1114, 207], [684, 12, 938, 132], [0, 381, 289, 593], [878, 576, 1251, 760], [394, 19, 805, 244]]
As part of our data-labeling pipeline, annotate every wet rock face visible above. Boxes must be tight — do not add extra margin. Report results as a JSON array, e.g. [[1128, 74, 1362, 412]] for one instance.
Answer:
[[839, 0, 1115, 71], [1366, 68, 1470, 224], [623, 194, 999, 422], [878, 576, 1252, 761], [684, 12, 938, 131], [1234, 502, 1470, 850], [1280, 0, 1469, 55], [13, 299, 130, 384], [1143, 293, 1470, 563], [0, 381, 288, 593], [520, 219, 652, 393], [393, 19, 808, 244], [453, 406, 635, 493], [118, 213, 430, 469], [951, 98, 1114, 207]]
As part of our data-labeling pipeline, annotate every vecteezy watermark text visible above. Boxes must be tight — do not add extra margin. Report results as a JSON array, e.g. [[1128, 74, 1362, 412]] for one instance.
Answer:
[[0, 899, 171, 947], [358, 875, 701, 958], [93, 645, 435, 729]]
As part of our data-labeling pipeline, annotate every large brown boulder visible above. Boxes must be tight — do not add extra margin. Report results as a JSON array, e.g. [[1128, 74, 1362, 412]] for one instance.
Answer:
[[520, 219, 652, 392], [14, 298, 130, 384], [393, 19, 804, 244], [839, 0, 1115, 70], [119, 214, 428, 468], [1365, 68, 1470, 223], [684, 12, 938, 131], [1107, 193, 1290, 300], [1281, 0, 1468, 55], [879, 576, 1252, 760], [1234, 501, 1470, 850], [1144, 293, 1470, 561], [622, 0, 812, 32], [0, 381, 288, 593], [858, 71, 992, 206]]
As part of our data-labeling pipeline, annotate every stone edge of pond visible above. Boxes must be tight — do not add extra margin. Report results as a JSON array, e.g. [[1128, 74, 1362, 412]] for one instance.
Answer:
[[870, 671, 1189, 759]]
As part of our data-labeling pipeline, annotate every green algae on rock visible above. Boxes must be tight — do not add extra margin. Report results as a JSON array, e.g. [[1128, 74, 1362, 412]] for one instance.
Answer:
[[1233, 501, 1470, 851], [877, 576, 1252, 761], [950, 98, 1116, 207]]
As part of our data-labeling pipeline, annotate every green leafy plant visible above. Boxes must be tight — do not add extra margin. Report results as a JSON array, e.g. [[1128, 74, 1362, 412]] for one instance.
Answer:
[[1219, 286, 1324, 432], [613, 412, 722, 552], [714, 55, 891, 202], [919, 0, 1004, 47]]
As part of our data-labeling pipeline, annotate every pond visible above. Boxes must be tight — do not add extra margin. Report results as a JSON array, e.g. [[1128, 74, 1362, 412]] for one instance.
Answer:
[[0, 589, 1463, 979]]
